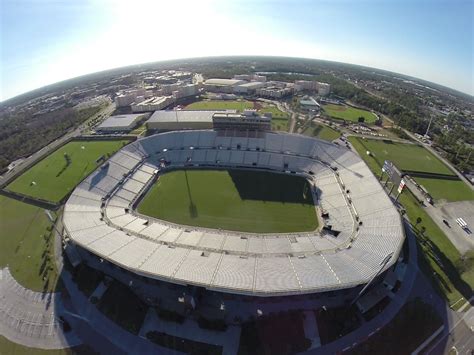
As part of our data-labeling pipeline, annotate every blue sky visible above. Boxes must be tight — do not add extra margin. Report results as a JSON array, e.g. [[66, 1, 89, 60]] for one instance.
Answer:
[[1, 0, 473, 101]]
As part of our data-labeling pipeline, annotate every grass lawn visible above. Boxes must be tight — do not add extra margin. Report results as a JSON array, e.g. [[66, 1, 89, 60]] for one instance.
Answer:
[[7, 140, 129, 203], [322, 104, 377, 124], [185, 100, 254, 112], [0, 195, 59, 292], [348, 137, 473, 306], [271, 118, 289, 132], [302, 123, 341, 141], [258, 106, 289, 119], [350, 137, 454, 175], [0, 336, 94, 355], [413, 178, 474, 202], [259, 106, 290, 132], [138, 169, 318, 233]]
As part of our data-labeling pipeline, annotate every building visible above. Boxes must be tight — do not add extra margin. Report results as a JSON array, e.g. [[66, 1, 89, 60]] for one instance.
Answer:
[[131, 96, 175, 113], [146, 110, 216, 131], [233, 82, 266, 95], [213, 109, 271, 131], [234, 74, 267, 82], [203, 78, 246, 93], [295, 80, 318, 92], [257, 85, 293, 99], [316, 82, 331, 96], [294, 81, 331, 96], [299, 96, 320, 111], [172, 84, 199, 100], [115, 88, 148, 107], [95, 113, 147, 133]]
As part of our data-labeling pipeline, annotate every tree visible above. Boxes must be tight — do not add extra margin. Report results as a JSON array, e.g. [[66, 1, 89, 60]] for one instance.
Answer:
[[358, 116, 365, 123], [420, 226, 426, 235], [415, 217, 422, 226]]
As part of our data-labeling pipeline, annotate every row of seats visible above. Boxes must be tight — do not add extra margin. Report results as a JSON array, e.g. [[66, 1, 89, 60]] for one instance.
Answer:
[[62, 131, 405, 295]]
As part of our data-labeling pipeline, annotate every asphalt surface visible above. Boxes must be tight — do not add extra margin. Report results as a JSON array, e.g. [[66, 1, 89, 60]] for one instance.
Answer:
[[0, 267, 82, 349]]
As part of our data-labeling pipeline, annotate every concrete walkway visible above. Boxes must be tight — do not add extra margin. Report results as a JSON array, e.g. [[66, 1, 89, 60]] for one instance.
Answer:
[[0, 267, 82, 349]]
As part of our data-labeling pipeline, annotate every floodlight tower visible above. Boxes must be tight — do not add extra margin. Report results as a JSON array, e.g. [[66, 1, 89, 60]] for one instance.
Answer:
[[424, 115, 433, 138], [350, 252, 394, 306]]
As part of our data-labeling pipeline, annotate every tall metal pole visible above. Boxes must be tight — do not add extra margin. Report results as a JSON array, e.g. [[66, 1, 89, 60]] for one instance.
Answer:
[[44, 209, 61, 236], [350, 252, 394, 306]]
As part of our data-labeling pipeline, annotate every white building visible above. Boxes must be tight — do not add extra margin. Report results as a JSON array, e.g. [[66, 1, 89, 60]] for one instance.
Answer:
[[234, 74, 267, 82], [294, 80, 318, 92], [257, 86, 293, 99], [203, 78, 246, 93], [115, 88, 149, 107], [316, 82, 331, 96], [233, 82, 266, 95], [172, 84, 199, 99], [131, 96, 175, 113]]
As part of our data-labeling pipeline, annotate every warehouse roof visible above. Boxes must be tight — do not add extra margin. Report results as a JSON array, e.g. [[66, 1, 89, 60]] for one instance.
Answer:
[[96, 114, 145, 130], [204, 78, 245, 86], [237, 81, 265, 88]]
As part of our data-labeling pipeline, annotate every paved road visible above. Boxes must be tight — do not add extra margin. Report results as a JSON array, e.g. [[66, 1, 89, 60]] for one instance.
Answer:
[[0, 268, 81, 349], [427, 306, 474, 355]]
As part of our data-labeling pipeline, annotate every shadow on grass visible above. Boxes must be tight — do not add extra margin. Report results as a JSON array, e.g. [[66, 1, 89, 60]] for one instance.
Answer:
[[228, 169, 314, 205], [407, 221, 473, 305]]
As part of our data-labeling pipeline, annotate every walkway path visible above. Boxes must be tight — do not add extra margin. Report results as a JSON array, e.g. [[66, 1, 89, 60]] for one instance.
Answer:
[[0, 267, 82, 349]]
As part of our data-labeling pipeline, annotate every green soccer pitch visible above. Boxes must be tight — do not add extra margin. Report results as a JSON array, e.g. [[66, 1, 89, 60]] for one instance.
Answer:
[[137, 169, 318, 233], [7, 140, 129, 203], [322, 104, 378, 123]]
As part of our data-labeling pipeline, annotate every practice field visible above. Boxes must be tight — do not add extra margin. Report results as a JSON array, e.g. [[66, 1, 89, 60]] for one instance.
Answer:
[[0, 195, 58, 292], [259, 106, 290, 131], [185, 100, 254, 112], [348, 136, 474, 306], [303, 123, 341, 142], [138, 169, 318, 233], [7, 140, 129, 203], [414, 178, 474, 202], [322, 104, 377, 124], [349, 137, 454, 175]]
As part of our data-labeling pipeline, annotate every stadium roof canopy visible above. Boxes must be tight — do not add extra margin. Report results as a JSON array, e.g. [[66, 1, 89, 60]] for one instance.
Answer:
[[63, 131, 405, 297]]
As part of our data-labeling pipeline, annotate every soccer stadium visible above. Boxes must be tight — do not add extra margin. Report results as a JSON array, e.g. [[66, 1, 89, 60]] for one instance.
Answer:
[[62, 130, 405, 298]]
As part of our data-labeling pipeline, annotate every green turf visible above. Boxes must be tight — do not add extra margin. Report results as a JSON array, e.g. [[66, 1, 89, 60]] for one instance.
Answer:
[[0, 336, 93, 355], [350, 137, 454, 175], [7, 140, 129, 203], [259, 106, 290, 132], [322, 104, 377, 123], [138, 169, 318, 233], [348, 137, 473, 306], [271, 118, 289, 131], [258, 106, 289, 119], [303, 123, 341, 141], [185, 100, 254, 112], [0, 195, 58, 292], [414, 177, 474, 202]]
